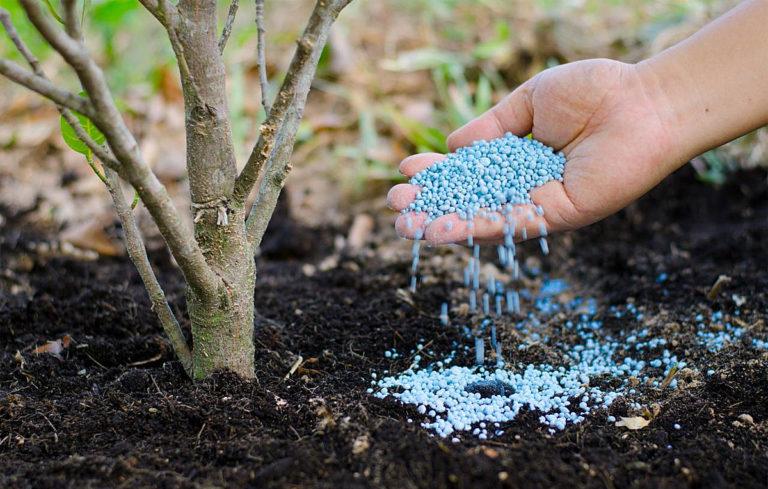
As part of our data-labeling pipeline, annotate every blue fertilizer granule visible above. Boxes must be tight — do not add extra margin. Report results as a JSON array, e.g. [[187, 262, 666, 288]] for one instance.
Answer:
[[406, 133, 565, 220], [371, 271, 768, 440]]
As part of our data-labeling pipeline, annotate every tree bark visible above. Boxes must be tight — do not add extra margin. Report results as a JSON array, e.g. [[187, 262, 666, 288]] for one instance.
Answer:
[[175, 0, 255, 379], [3, 0, 354, 381]]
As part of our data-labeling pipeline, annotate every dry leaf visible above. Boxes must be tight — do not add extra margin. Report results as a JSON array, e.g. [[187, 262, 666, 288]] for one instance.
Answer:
[[352, 435, 370, 455], [61, 215, 121, 256], [615, 416, 650, 430], [32, 335, 72, 359], [346, 214, 374, 251]]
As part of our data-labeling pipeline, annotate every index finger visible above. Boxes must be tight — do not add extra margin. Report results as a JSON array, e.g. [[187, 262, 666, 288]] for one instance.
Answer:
[[399, 153, 445, 177]]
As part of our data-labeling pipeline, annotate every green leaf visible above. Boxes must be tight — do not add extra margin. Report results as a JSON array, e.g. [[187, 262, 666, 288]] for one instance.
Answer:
[[472, 21, 511, 61], [91, 0, 138, 26], [60, 110, 105, 155], [386, 108, 448, 154]]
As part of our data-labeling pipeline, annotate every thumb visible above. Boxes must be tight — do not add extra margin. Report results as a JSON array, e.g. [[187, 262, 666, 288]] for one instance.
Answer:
[[446, 79, 535, 151]]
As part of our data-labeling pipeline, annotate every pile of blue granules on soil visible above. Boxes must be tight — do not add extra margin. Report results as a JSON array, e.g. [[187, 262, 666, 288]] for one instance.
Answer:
[[370, 134, 768, 442]]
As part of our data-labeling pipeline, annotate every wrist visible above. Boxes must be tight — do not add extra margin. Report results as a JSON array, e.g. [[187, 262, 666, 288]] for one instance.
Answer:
[[636, 0, 768, 172], [634, 56, 697, 172]]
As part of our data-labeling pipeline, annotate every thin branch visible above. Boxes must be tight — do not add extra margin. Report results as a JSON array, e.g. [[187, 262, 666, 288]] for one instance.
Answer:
[[0, 9, 40, 70], [137, 0, 161, 20], [140, 0, 203, 106], [239, 0, 352, 247], [0, 59, 94, 117], [156, 0, 202, 105], [218, 0, 239, 54], [62, 110, 121, 171], [244, 114, 296, 248], [1, 7, 192, 372], [61, 0, 82, 40], [233, 0, 351, 208], [2, 9, 117, 170], [104, 168, 193, 374], [255, 0, 270, 114], [17, 0, 221, 298], [0, 10, 94, 117]]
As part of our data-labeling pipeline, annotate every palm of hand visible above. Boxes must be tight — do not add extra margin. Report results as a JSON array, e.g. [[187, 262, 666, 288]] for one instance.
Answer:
[[388, 59, 672, 244]]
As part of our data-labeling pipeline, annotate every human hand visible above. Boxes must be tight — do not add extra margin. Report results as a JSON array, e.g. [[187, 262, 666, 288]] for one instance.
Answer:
[[387, 59, 677, 245]]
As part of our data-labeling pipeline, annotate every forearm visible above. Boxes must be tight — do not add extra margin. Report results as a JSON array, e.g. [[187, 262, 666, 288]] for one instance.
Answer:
[[637, 0, 768, 171]]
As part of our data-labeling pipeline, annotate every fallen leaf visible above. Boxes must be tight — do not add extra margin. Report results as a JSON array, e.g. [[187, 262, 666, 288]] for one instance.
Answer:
[[346, 213, 374, 251], [352, 435, 370, 455], [482, 447, 499, 459], [737, 413, 754, 425], [615, 416, 650, 430], [32, 335, 72, 359], [61, 215, 121, 256], [706, 274, 732, 301]]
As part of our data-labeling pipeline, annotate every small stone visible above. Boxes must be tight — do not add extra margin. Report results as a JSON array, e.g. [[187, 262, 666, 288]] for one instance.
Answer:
[[737, 414, 754, 425]]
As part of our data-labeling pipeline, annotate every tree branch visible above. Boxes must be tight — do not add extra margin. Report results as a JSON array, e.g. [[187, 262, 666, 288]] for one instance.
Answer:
[[0, 9, 94, 117], [16, 0, 221, 298], [0, 58, 94, 117], [219, 0, 239, 54], [237, 0, 352, 247], [105, 168, 193, 374], [233, 0, 351, 209], [156, 0, 202, 105], [1, 7, 192, 372], [61, 0, 82, 40], [255, 0, 270, 114], [137, 0, 161, 20]]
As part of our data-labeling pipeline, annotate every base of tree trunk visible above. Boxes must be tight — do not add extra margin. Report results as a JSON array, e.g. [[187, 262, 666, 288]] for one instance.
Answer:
[[188, 282, 256, 380]]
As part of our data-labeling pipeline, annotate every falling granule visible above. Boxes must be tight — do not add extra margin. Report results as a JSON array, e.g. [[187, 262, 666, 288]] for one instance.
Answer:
[[388, 135, 576, 437], [475, 337, 485, 365], [511, 290, 520, 314], [487, 276, 497, 295]]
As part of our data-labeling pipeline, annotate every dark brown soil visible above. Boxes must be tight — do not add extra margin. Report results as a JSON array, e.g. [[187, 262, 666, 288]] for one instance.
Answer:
[[1, 167, 767, 489]]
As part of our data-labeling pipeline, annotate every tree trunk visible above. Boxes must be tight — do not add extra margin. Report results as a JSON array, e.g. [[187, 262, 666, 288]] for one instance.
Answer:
[[187, 206, 255, 379], [175, 1, 255, 379]]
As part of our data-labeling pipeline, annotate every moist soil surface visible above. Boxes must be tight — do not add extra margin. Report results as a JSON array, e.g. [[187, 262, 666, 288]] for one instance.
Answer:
[[1, 167, 767, 489]]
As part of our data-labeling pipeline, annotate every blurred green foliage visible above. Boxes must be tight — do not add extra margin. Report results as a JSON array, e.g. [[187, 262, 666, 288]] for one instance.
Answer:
[[0, 0, 750, 192]]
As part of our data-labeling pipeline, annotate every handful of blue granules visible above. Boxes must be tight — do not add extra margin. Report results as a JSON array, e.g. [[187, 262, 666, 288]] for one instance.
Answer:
[[407, 132, 565, 221]]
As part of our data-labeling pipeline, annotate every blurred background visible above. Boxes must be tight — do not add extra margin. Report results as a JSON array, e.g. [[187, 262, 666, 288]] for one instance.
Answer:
[[0, 0, 764, 258]]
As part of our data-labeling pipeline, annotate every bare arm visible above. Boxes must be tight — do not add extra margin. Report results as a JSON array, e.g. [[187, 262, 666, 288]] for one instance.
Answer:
[[637, 0, 768, 172], [389, 0, 768, 245]]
